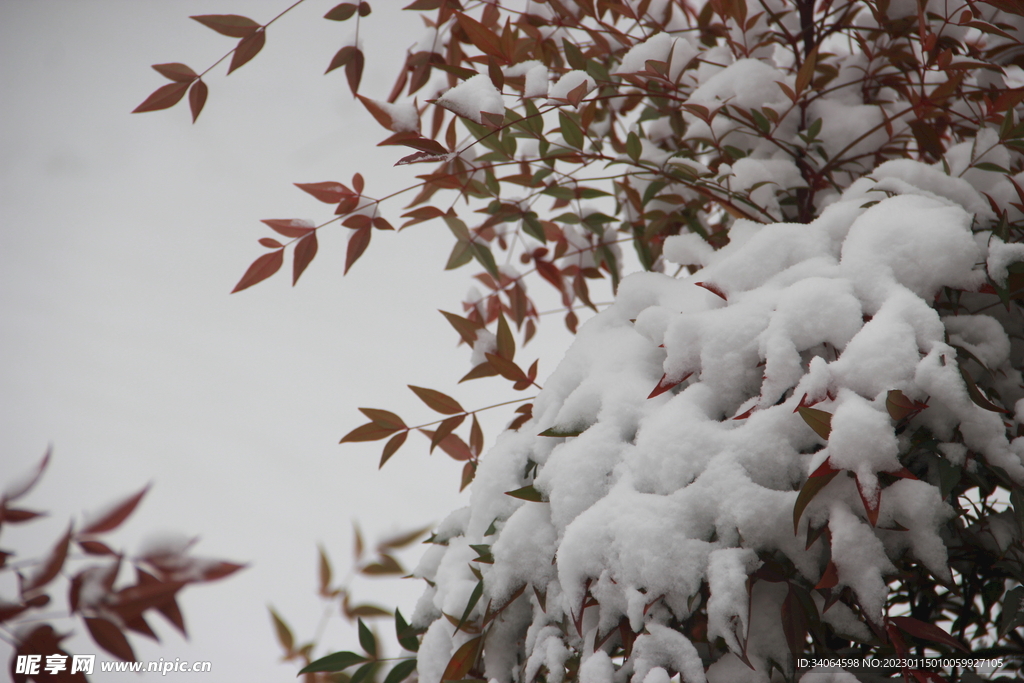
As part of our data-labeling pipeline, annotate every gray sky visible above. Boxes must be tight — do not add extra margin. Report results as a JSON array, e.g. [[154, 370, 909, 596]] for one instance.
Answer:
[[0, 1, 565, 679]]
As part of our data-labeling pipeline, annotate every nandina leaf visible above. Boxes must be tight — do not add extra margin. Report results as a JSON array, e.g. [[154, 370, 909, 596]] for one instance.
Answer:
[[815, 560, 839, 589], [485, 353, 529, 383], [460, 361, 500, 382], [190, 14, 260, 38], [379, 526, 431, 551], [270, 607, 294, 654], [346, 48, 365, 95], [152, 63, 197, 82], [357, 95, 396, 131], [300, 651, 369, 674], [886, 389, 927, 421], [441, 636, 483, 682], [229, 30, 265, 74], [24, 525, 71, 594], [780, 584, 809, 654], [648, 372, 691, 399], [296, 181, 349, 203], [1, 507, 43, 523], [79, 539, 116, 555], [384, 658, 418, 683], [958, 362, 1009, 413], [188, 79, 208, 122], [798, 406, 832, 440], [856, 477, 881, 527], [495, 313, 515, 361], [361, 553, 403, 575], [440, 310, 481, 345], [409, 386, 464, 415], [792, 460, 840, 533], [341, 422, 400, 443], [359, 408, 406, 430], [133, 81, 189, 113], [694, 281, 727, 300], [456, 580, 483, 633], [86, 617, 136, 662], [3, 447, 51, 504], [461, 461, 476, 491], [261, 218, 315, 238], [395, 608, 421, 652], [292, 232, 318, 285], [505, 485, 544, 502], [327, 45, 358, 74], [539, 426, 584, 437], [317, 545, 333, 596], [421, 429, 473, 461], [259, 238, 283, 249], [358, 1, 371, 17], [325, 3, 358, 20], [358, 619, 378, 658], [795, 47, 818, 94], [380, 431, 408, 468], [232, 249, 283, 293], [352, 173, 365, 195], [455, 12, 505, 60], [566, 80, 589, 107], [890, 616, 969, 653], [383, 134, 449, 154], [428, 415, 466, 453], [345, 225, 372, 274], [82, 485, 149, 535]]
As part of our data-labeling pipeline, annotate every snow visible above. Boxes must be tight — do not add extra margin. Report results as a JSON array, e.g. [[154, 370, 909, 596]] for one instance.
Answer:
[[549, 70, 596, 102], [436, 74, 504, 124]]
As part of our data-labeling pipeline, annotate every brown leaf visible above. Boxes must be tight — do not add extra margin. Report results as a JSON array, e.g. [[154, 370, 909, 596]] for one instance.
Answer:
[[420, 429, 473, 461], [380, 431, 408, 468], [295, 182, 349, 203], [361, 553, 403, 575], [229, 30, 265, 74], [495, 313, 515, 361], [327, 45, 358, 74], [261, 218, 315, 238], [798, 406, 832, 440], [190, 14, 260, 38], [324, 3, 359, 20], [815, 560, 839, 590], [188, 79, 208, 122], [85, 617, 136, 662], [426, 415, 466, 453], [345, 225, 372, 274], [460, 361, 500, 382], [270, 607, 295, 654], [259, 237, 284, 249], [23, 525, 71, 595], [152, 63, 198, 82], [82, 484, 149, 535], [132, 81, 190, 114], [359, 408, 406, 430], [232, 249, 283, 293], [792, 459, 840, 533], [409, 386, 464, 415], [890, 616, 969, 653], [1, 508, 45, 524], [461, 461, 477, 491], [455, 12, 505, 60], [648, 372, 691, 399], [79, 539, 116, 556], [292, 232, 319, 285], [346, 48, 365, 96], [441, 636, 483, 681], [485, 353, 529, 383], [341, 422, 399, 443], [357, 95, 395, 131], [3, 446, 51, 503]]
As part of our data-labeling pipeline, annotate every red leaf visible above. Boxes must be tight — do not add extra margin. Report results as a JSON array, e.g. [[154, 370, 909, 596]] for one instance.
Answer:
[[292, 232, 319, 285], [358, 408, 406, 430], [85, 617, 136, 662], [373, 217, 394, 231], [341, 422, 399, 444], [409, 386, 464, 414], [440, 310, 481, 345], [856, 477, 880, 527], [345, 225, 372, 274], [380, 431, 408, 468], [196, 561, 246, 582], [3, 446, 51, 503], [358, 95, 396, 131], [346, 48, 365, 95], [461, 461, 476, 491], [24, 525, 71, 595], [188, 79, 208, 122], [780, 584, 809, 654], [325, 3, 359, 20], [229, 30, 265, 74], [82, 485, 149, 535], [326, 45, 358, 74], [815, 560, 839, 589], [295, 182, 349, 203], [421, 429, 474, 461], [79, 539, 116, 556], [886, 389, 927, 421], [396, 150, 452, 165], [455, 12, 505, 60], [232, 249, 283, 293], [441, 635, 483, 681], [132, 81, 189, 113], [152, 63, 197, 82], [648, 372, 691, 399], [380, 132, 449, 154], [485, 352, 529, 383], [0, 508, 44, 523], [352, 173, 365, 195], [890, 616, 969, 653], [358, 2, 372, 17], [259, 237, 284, 249], [695, 281, 727, 300], [261, 218, 315, 238], [792, 459, 840, 533], [190, 14, 260, 38]]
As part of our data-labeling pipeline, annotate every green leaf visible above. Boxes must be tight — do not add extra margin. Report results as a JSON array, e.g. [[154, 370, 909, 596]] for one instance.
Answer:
[[358, 619, 377, 658], [299, 651, 368, 674], [446, 240, 474, 270], [559, 111, 584, 150], [469, 242, 499, 278], [504, 485, 544, 502], [539, 427, 584, 437], [395, 608, 421, 652], [999, 586, 1024, 637], [750, 108, 771, 135], [456, 580, 484, 632], [496, 313, 515, 361], [469, 544, 494, 564], [562, 38, 586, 70], [350, 661, 378, 683], [626, 132, 642, 162], [440, 636, 482, 682], [973, 162, 1010, 173], [522, 212, 546, 243], [798, 407, 832, 440], [384, 659, 418, 683]]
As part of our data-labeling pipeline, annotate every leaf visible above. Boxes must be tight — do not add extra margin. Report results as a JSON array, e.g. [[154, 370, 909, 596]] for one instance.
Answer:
[[798, 407, 832, 440], [380, 431, 408, 468], [24, 525, 72, 594], [409, 386, 464, 415], [395, 608, 421, 652], [152, 63, 198, 82], [299, 651, 369, 674], [495, 314, 515, 361], [295, 181, 349, 203], [269, 607, 295, 654], [325, 3, 359, 20], [648, 373, 689, 399], [441, 635, 482, 682], [359, 2, 372, 17], [261, 218, 315, 238], [792, 460, 840, 533], [3, 447, 51, 503], [539, 426, 585, 437], [780, 584, 809, 654], [346, 48, 365, 95], [446, 240, 474, 270], [132, 81, 190, 113], [504, 485, 544, 502], [958, 362, 1008, 413], [82, 485, 149, 535], [485, 353, 529, 383], [327, 45, 359, 74], [384, 659, 418, 683], [229, 30, 265, 74], [626, 131, 642, 162], [232, 249, 283, 293], [999, 586, 1024, 637], [559, 111, 584, 150], [455, 12, 504, 60], [292, 232, 319, 285], [814, 560, 839, 590], [346, 225, 372, 274], [470, 242, 499, 279], [470, 415, 483, 455], [361, 553, 403, 575], [461, 461, 476, 491], [456, 580, 483, 633], [379, 526, 431, 550], [795, 47, 817, 94], [886, 389, 927, 421], [440, 310, 480, 345], [890, 616, 969, 653], [358, 619, 378, 658], [190, 14, 260, 38], [341, 422, 400, 443], [421, 429, 473, 461], [188, 79, 208, 122], [85, 617, 136, 662]]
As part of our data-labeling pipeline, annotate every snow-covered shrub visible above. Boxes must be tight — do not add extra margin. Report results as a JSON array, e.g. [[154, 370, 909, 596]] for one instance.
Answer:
[[140, 0, 1024, 681]]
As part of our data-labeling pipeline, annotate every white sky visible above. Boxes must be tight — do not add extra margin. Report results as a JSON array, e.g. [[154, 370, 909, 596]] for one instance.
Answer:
[[0, 1, 577, 680]]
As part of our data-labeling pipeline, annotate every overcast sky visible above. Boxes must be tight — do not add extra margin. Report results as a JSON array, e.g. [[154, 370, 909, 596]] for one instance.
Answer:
[[0, 2, 574, 680]]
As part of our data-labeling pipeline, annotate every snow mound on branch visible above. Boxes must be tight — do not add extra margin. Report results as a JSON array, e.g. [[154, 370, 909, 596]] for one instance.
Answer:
[[413, 160, 1024, 683], [436, 74, 504, 124]]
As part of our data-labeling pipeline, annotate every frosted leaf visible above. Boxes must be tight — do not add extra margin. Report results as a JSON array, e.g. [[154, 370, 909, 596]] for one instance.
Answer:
[[549, 70, 595, 101], [436, 74, 504, 124]]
